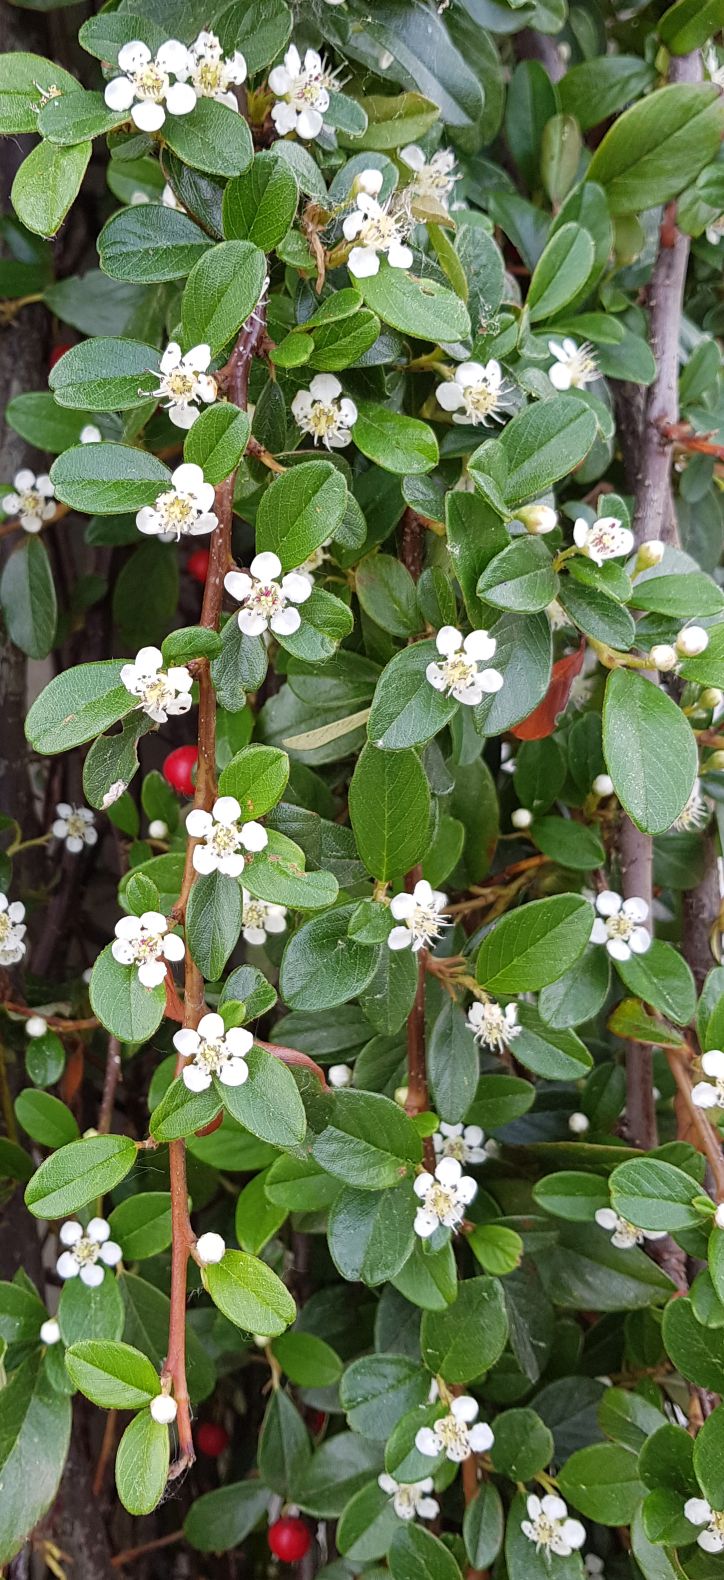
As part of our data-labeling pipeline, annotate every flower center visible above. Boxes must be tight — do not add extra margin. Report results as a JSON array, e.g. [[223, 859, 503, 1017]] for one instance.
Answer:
[[165, 370, 198, 399], [196, 59, 224, 92], [435, 1415, 470, 1453], [463, 383, 500, 418], [407, 901, 447, 946], [66, 812, 87, 839], [134, 63, 167, 101], [569, 348, 597, 385], [158, 491, 196, 533], [248, 582, 284, 617], [614, 1218, 640, 1246], [308, 401, 341, 437], [530, 1514, 559, 1549], [392, 1485, 417, 1514], [197, 1038, 227, 1073], [19, 489, 42, 515], [359, 211, 405, 249], [0, 915, 10, 942], [209, 824, 241, 855], [74, 1235, 102, 1266], [440, 1136, 467, 1163], [244, 899, 268, 929], [708, 1512, 724, 1537], [606, 912, 636, 942], [426, 1182, 460, 1221], [140, 675, 175, 708], [439, 654, 477, 693], [134, 931, 164, 963]]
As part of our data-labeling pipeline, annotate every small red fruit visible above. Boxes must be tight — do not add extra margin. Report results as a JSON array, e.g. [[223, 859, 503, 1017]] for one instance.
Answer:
[[187, 547, 210, 584], [49, 342, 74, 370], [268, 1518, 311, 1563], [196, 1421, 229, 1457], [162, 745, 198, 796]]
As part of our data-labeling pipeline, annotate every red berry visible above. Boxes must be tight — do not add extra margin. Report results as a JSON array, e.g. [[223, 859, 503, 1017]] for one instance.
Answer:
[[304, 1409, 327, 1437], [187, 548, 210, 584], [49, 342, 73, 369], [268, 1519, 311, 1563], [162, 745, 198, 796], [196, 1422, 229, 1457]]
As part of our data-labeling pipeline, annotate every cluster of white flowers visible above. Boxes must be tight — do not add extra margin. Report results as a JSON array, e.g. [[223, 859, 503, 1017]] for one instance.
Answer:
[[590, 891, 651, 962], [112, 909, 185, 987], [433, 1122, 491, 1167], [343, 176, 413, 278], [174, 1012, 252, 1091], [291, 374, 357, 449], [186, 30, 246, 109], [650, 625, 710, 670], [400, 144, 457, 210], [685, 1497, 724, 1552], [378, 1473, 439, 1522], [415, 1395, 493, 1462], [56, 1217, 121, 1287], [2, 468, 55, 533], [594, 1207, 666, 1250], [548, 338, 598, 390], [521, 1494, 586, 1557], [136, 462, 218, 540], [435, 360, 508, 428], [413, 1156, 477, 1238], [186, 796, 267, 877], [387, 878, 448, 953], [0, 894, 26, 967], [146, 344, 218, 430], [225, 552, 312, 637], [692, 1050, 724, 1110], [466, 998, 520, 1053], [573, 515, 634, 565], [104, 40, 197, 132], [269, 44, 336, 140], [242, 890, 287, 945], [426, 626, 503, 706], [121, 647, 193, 724], [52, 803, 96, 854]]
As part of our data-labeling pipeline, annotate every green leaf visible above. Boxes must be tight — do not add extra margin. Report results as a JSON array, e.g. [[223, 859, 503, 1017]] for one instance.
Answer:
[[292, 1433, 383, 1518], [258, 1388, 311, 1494], [428, 1001, 479, 1125], [205, 1249, 296, 1336], [337, 1480, 401, 1563], [65, 1340, 160, 1408], [615, 940, 696, 1026], [477, 538, 558, 613], [659, 0, 724, 52], [340, 1353, 430, 1438], [349, 744, 430, 880], [368, 641, 458, 751], [183, 404, 250, 485], [533, 1172, 609, 1222], [629, 571, 723, 618], [186, 871, 242, 981], [421, 1277, 508, 1383], [181, 239, 267, 356], [353, 402, 438, 476], [499, 396, 598, 506], [513, 1005, 593, 1081], [218, 743, 289, 816], [14, 1089, 79, 1149], [223, 149, 298, 248], [149, 1076, 219, 1144], [280, 906, 380, 1011], [184, 1481, 271, 1552], [271, 1331, 342, 1389], [235, 1168, 287, 1254], [37, 88, 127, 144], [0, 536, 57, 660], [51, 443, 170, 516], [663, 1297, 724, 1391], [476, 895, 594, 994], [363, 0, 483, 130], [393, 1239, 457, 1312], [558, 579, 636, 649], [587, 83, 724, 214], [0, 51, 79, 134], [558, 1442, 645, 1525], [539, 946, 610, 1029], [389, 1522, 462, 1580], [559, 56, 656, 133], [356, 555, 420, 638], [115, 1410, 169, 1517], [0, 1352, 72, 1566], [89, 943, 166, 1042], [255, 462, 348, 572], [49, 337, 161, 412], [217, 1044, 306, 1151], [108, 1192, 172, 1260], [474, 611, 553, 737], [98, 202, 211, 282], [609, 1158, 705, 1232], [26, 661, 134, 755], [692, 1403, 724, 1510], [312, 1090, 422, 1191], [359, 263, 470, 342], [490, 1408, 554, 1479], [25, 1133, 137, 1219], [527, 225, 596, 323], [328, 1181, 416, 1285], [11, 139, 90, 237], [530, 817, 606, 872], [163, 98, 253, 179], [602, 669, 697, 835], [464, 1484, 504, 1571]]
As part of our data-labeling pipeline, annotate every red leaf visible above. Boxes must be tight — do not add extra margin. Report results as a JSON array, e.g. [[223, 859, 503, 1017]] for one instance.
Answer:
[[511, 639, 586, 740]]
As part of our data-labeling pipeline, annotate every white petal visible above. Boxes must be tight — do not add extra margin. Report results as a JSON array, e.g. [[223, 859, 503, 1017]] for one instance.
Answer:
[[270, 607, 301, 635], [87, 1217, 110, 1242], [80, 1263, 105, 1288], [213, 794, 241, 825], [469, 1422, 494, 1452], [251, 551, 282, 581], [59, 1220, 83, 1246], [174, 1028, 200, 1056], [118, 41, 150, 71], [590, 918, 608, 944], [596, 890, 622, 917], [224, 570, 252, 602], [436, 381, 465, 412], [629, 927, 651, 954], [162, 933, 186, 961], [387, 926, 412, 950], [296, 108, 323, 140], [281, 572, 313, 604], [387, 242, 413, 269], [415, 1427, 439, 1455], [131, 100, 166, 132], [702, 1050, 724, 1077], [160, 342, 182, 372], [622, 896, 648, 923], [105, 76, 136, 111], [225, 1026, 253, 1056], [183, 1063, 212, 1091], [549, 363, 571, 390], [685, 1499, 713, 1526], [99, 1240, 122, 1265], [309, 374, 342, 402], [166, 81, 197, 116], [57, 1251, 79, 1280], [464, 630, 496, 662], [607, 937, 631, 962], [451, 1395, 478, 1423], [240, 821, 268, 852], [138, 960, 167, 987], [186, 809, 213, 838], [348, 246, 380, 278], [219, 1056, 249, 1086]]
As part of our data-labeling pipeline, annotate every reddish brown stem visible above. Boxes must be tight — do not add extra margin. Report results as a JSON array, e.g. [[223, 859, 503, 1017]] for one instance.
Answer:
[[97, 1036, 121, 1135], [668, 1045, 724, 1199], [660, 422, 724, 461], [110, 1531, 183, 1568], [92, 1409, 118, 1497]]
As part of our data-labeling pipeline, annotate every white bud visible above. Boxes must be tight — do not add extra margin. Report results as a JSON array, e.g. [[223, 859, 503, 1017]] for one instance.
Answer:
[[715, 1203, 724, 1229], [511, 808, 533, 829], [636, 540, 665, 568], [328, 1063, 352, 1088], [40, 1317, 61, 1345], [26, 1015, 48, 1038], [80, 424, 102, 445], [568, 1112, 590, 1135], [148, 819, 168, 839], [517, 504, 558, 535], [700, 688, 723, 709], [82, 967, 93, 984], [195, 1231, 226, 1266], [676, 625, 709, 658], [394, 1084, 409, 1108], [592, 773, 614, 797], [650, 643, 678, 671], [355, 168, 383, 197], [150, 1394, 178, 1424]]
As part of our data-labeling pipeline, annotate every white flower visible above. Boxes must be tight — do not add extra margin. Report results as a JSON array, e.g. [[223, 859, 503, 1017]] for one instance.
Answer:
[[225, 551, 312, 637], [650, 643, 678, 671], [328, 1063, 353, 1088], [400, 144, 457, 209], [511, 808, 533, 830], [52, 803, 97, 854], [136, 462, 218, 540], [592, 774, 614, 797], [685, 1498, 724, 1553], [150, 1394, 178, 1424], [676, 625, 709, 658], [26, 1015, 48, 1038], [466, 999, 520, 1054], [173, 1011, 253, 1092], [433, 1122, 490, 1166], [0, 894, 26, 966], [241, 890, 287, 945], [378, 1473, 439, 1522], [590, 890, 651, 962], [415, 1395, 493, 1462], [80, 424, 102, 444], [40, 1317, 61, 1345], [435, 361, 508, 428], [594, 1207, 666, 1250], [269, 45, 335, 141], [413, 1156, 477, 1238], [291, 374, 357, 449], [56, 1217, 121, 1288], [104, 40, 196, 133], [426, 626, 503, 706], [195, 1230, 226, 1265], [111, 908, 185, 988], [145, 343, 218, 431], [187, 31, 246, 109], [521, 1494, 586, 1557], [343, 192, 413, 278], [692, 1049, 724, 1110], [573, 515, 634, 566], [120, 646, 193, 724], [2, 468, 55, 533], [548, 337, 598, 391], [569, 1112, 590, 1135], [388, 878, 448, 953], [186, 796, 267, 877], [672, 780, 710, 832], [517, 503, 558, 535]]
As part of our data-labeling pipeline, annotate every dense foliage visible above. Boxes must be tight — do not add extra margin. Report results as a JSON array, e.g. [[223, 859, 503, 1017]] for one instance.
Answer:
[[2, 0, 724, 1575]]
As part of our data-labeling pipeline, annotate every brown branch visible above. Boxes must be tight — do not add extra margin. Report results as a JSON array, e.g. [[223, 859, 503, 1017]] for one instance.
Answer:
[[92, 1409, 118, 1497], [1, 1001, 99, 1032], [667, 1046, 724, 1200], [661, 422, 724, 461], [110, 1531, 183, 1568], [97, 1036, 121, 1135]]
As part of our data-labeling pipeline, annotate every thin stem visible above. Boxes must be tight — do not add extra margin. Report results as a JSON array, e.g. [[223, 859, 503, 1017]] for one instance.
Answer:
[[110, 1531, 183, 1568], [92, 1409, 118, 1497], [668, 1045, 724, 1200], [97, 1036, 121, 1135]]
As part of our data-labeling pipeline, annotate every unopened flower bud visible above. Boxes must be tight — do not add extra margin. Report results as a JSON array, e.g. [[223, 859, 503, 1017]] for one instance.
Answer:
[[328, 1063, 352, 1088], [355, 168, 383, 198], [592, 773, 614, 797], [709, 751, 724, 771], [511, 808, 533, 830], [148, 819, 168, 840], [715, 1203, 724, 1229], [394, 1084, 409, 1108], [676, 625, 709, 658], [196, 1231, 226, 1266], [517, 504, 557, 536], [568, 1112, 590, 1135], [26, 1015, 48, 1038], [40, 1317, 60, 1345], [150, 1394, 178, 1424], [700, 688, 723, 709], [650, 644, 677, 671], [636, 540, 665, 569]]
